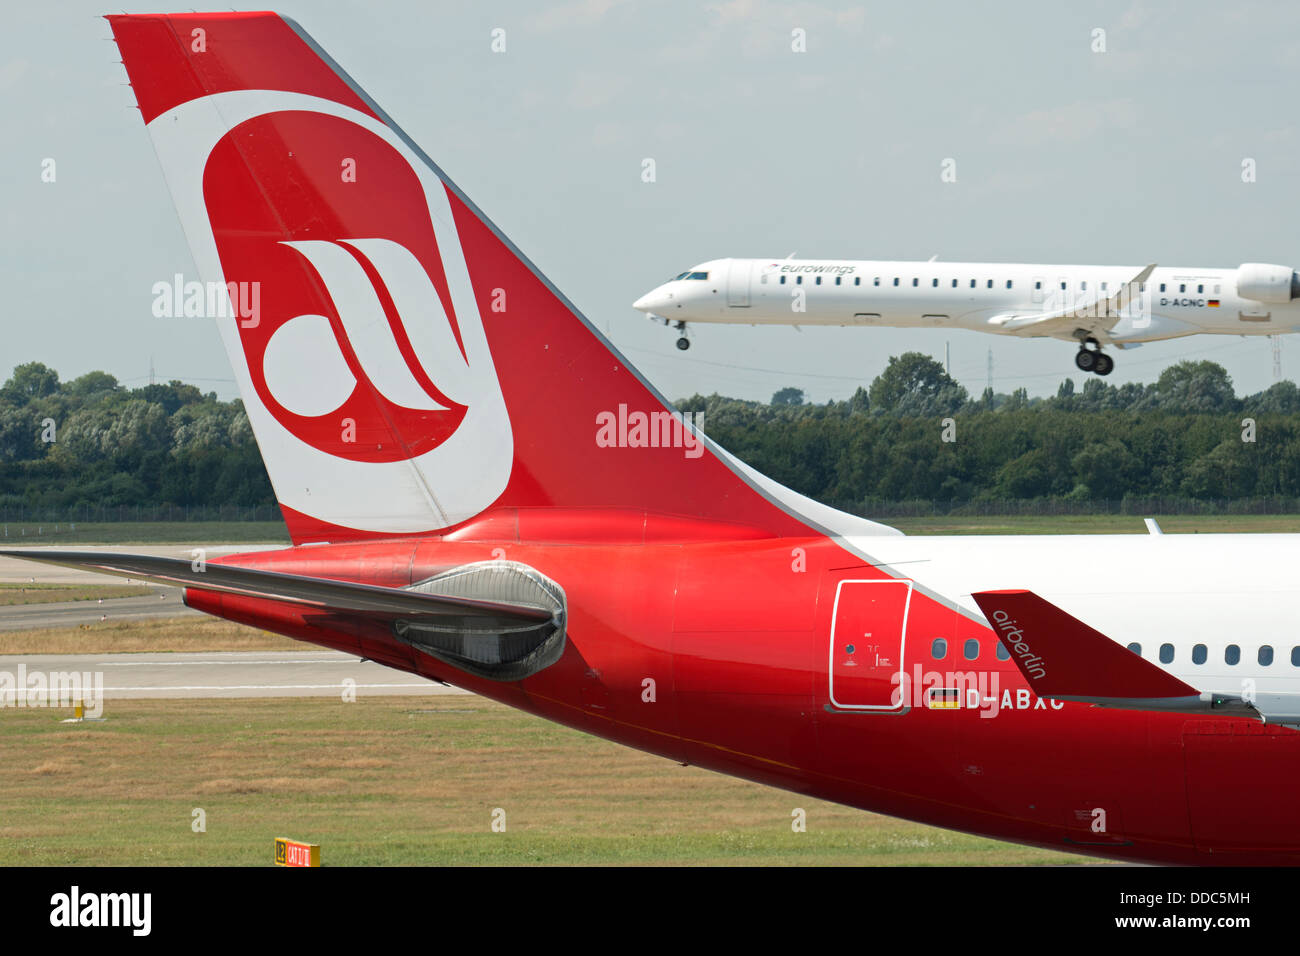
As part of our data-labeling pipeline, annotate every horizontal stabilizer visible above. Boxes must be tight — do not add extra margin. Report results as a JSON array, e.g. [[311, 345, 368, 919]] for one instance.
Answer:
[[971, 588, 1198, 701], [0, 550, 553, 627]]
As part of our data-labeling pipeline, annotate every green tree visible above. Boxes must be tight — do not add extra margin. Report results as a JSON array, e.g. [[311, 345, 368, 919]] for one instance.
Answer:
[[1153, 361, 1236, 413], [1, 362, 59, 406], [868, 352, 968, 416]]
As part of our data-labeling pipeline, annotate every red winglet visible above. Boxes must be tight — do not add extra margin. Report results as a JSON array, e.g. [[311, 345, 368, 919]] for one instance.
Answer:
[[971, 589, 1198, 700]]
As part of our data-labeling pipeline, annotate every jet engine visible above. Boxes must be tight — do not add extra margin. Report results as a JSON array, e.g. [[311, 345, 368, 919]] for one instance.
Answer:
[[1235, 263, 1300, 303]]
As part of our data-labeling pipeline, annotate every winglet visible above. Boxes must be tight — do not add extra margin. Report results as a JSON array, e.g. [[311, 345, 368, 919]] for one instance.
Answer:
[[971, 589, 1198, 700]]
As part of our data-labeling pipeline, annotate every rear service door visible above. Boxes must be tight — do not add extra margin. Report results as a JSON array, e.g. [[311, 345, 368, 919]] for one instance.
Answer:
[[828, 578, 912, 710]]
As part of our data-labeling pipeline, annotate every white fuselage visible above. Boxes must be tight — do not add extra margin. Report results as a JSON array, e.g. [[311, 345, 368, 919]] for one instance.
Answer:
[[633, 258, 1300, 345], [848, 531, 1300, 702]]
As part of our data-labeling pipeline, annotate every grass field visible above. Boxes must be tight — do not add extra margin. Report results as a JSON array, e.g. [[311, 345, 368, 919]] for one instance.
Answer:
[[886, 513, 1300, 535], [0, 616, 298, 655], [0, 583, 151, 606], [0, 695, 1089, 866], [5, 514, 1300, 545], [1, 521, 290, 545]]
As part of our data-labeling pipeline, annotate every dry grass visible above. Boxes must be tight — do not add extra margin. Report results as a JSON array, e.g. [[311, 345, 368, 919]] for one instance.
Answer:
[[0, 583, 152, 606], [0, 696, 1090, 866], [0, 616, 301, 655]]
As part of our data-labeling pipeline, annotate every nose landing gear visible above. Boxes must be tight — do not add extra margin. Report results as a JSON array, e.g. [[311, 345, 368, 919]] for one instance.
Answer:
[[674, 320, 690, 351], [1074, 337, 1113, 376]]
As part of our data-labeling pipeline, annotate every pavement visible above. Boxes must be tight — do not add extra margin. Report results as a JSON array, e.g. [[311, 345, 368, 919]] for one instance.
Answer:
[[0, 650, 470, 700], [0, 588, 200, 631]]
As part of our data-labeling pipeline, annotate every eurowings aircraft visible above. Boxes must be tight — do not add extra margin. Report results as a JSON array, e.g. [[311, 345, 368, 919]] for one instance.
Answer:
[[18, 11, 1300, 865], [633, 257, 1300, 374]]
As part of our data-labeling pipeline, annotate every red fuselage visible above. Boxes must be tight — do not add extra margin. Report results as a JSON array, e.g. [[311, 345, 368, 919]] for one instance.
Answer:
[[187, 520, 1300, 866]]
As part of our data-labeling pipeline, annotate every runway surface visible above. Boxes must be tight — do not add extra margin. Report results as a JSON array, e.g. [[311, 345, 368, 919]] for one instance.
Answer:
[[0, 544, 278, 584], [0, 651, 471, 700]]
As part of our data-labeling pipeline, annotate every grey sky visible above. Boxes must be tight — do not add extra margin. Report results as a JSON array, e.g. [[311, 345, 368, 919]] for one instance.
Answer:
[[5, 0, 1300, 405]]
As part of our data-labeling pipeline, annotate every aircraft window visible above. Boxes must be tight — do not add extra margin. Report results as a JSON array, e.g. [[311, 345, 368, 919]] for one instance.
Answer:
[[995, 643, 1010, 661], [1260, 645, 1274, 666], [1197, 284, 1203, 293], [1192, 644, 1206, 665], [1061, 281, 1067, 290], [1140, 282, 1146, 292], [1006, 280, 1013, 289], [779, 276, 786, 285], [986, 279, 993, 289], [1081, 281, 1087, 291], [1034, 280, 1041, 290], [951, 279, 958, 288], [674, 272, 689, 280], [1159, 283, 1166, 292], [1179, 284, 1186, 293], [1127, 642, 1141, 656], [912, 278, 919, 287], [931, 638, 947, 659], [1159, 643, 1174, 663], [970, 279, 976, 288], [797, 276, 803, 284], [1101, 282, 1108, 291], [932, 278, 939, 287], [1292, 646, 1300, 666], [835, 277, 841, 285], [685, 272, 709, 280], [893, 277, 900, 286], [815, 277, 822, 285], [1225, 644, 1241, 665], [963, 639, 979, 661]]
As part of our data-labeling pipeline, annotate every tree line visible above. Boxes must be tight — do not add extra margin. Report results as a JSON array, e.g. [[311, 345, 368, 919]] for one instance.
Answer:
[[1, 355, 1298, 519]]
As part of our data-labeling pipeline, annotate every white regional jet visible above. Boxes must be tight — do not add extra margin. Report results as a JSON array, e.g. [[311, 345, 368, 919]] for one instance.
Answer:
[[632, 259, 1300, 374]]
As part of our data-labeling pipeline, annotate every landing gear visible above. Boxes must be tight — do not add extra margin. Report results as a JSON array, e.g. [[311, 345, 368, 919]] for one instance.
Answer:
[[674, 320, 690, 351], [1074, 337, 1113, 376]]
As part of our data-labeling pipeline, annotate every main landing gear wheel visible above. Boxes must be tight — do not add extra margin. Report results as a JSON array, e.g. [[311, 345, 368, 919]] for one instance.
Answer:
[[1093, 352, 1114, 376], [1074, 348, 1097, 372]]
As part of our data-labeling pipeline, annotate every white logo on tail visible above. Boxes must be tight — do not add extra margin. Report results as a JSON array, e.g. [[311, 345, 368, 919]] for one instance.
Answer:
[[146, 90, 513, 534]]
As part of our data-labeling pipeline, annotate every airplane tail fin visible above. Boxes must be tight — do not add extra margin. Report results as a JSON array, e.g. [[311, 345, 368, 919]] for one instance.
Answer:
[[107, 12, 889, 545]]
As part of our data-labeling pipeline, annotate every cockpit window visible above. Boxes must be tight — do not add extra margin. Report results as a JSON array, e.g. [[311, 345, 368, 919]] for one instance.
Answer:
[[673, 272, 689, 280], [686, 271, 709, 280]]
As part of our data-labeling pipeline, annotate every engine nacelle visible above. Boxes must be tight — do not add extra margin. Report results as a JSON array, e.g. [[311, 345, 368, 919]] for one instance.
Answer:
[[1235, 263, 1300, 304]]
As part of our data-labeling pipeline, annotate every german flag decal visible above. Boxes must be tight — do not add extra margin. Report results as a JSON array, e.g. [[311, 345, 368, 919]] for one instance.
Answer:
[[1208, 299, 1220, 307], [928, 688, 961, 710]]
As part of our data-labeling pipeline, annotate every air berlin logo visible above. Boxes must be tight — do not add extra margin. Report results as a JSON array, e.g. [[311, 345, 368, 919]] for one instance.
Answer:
[[258, 237, 472, 451], [989, 609, 1047, 680], [153, 90, 514, 532], [201, 108, 487, 464]]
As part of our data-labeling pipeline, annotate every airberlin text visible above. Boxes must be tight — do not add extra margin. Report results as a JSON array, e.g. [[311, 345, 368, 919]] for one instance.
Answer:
[[989, 609, 1046, 680]]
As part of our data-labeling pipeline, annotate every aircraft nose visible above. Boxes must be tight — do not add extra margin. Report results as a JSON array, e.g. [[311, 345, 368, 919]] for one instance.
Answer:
[[633, 286, 669, 313]]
